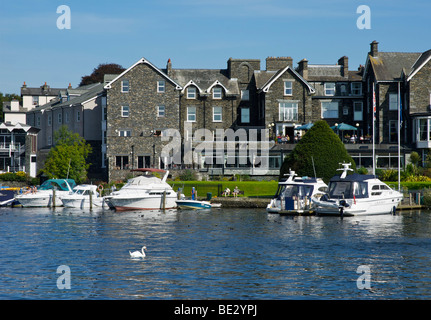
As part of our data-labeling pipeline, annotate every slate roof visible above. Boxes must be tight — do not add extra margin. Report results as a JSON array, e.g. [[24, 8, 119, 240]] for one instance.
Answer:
[[407, 49, 431, 81], [21, 84, 64, 97], [172, 68, 240, 96], [368, 52, 421, 81]]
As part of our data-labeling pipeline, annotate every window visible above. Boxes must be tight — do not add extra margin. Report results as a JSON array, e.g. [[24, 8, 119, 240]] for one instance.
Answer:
[[121, 105, 129, 117], [76, 111, 81, 122], [279, 102, 298, 121], [241, 108, 250, 123], [65, 112, 69, 123], [187, 107, 196, 122], [58, 113, 62, 124], [157, 105, 165, 117], [157, 80, 165, 93], [389, 120, 398, 143], [118, 130, 131, 137], [121, 80, 129, 92], [48, 115, 52, 126], [351, 82, 362, 95], [213, 87, 222, 99], [354, 102, 363, 121], [324, 83, 335, 96], [138, 156, 151, 168], [32, 96, 38, 106], [241, 90, 249, 101], [389, 93, 398, 110], [321, 101, 339, 118], [343, 107, 349, 115], [284, 81, 293, 96], [115, 156, 129, 170], [213, 106, 222, 122], [187, 87, 197, 99], [48, 136, 52, 145], [36, 116, 41, 127]]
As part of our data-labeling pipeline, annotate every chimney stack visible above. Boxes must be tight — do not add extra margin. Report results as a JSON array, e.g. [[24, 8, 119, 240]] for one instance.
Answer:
[[266, 57, 293, 71], [166, 58, 172, 76], [338, 56, 349, 77], [297, 59, 308, 79], [370, 40, 379, 57]]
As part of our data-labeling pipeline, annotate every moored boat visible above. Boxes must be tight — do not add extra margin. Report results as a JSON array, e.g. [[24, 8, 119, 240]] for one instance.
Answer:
[[266, 170, 327, 214], [312, 163, 403, 216], [104, 168, 177, 211], [60, 184, 106, 209], [15, 179, 76, 207], [176, 199, 212, 209]]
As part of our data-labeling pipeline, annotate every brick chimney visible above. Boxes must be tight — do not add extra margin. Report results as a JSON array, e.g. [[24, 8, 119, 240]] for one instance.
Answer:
[[266, 56, 293, 71], [338, 56, 349, 77], [166, 58, 172, 76], [297, 59, 308, 79], [370, 41, 379, 57]]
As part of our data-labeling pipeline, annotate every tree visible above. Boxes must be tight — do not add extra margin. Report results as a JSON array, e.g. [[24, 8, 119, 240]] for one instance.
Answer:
[[280, 120, 356, 182], [79, 63, 125, 86], [41, 126, 92, 183]]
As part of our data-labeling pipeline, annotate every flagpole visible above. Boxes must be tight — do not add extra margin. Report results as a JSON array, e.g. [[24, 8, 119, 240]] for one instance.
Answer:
[[372, 83, 376, 176], [398, 81, 401, 191]]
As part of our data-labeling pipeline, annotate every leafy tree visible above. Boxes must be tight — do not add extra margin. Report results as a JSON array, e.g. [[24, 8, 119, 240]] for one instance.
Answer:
[[79, 63, 125, 86], [41, 126, 92, 183], [280, 120, 356, 182]]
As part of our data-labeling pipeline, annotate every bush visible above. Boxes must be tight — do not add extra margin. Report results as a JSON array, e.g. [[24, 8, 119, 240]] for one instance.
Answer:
[[280, 120, 356, 182], [0, 171, 28, 182], [179, 169, 197, 181]]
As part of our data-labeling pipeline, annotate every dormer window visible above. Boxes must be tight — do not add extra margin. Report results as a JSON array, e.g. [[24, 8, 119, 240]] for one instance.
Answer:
[[187, 87, 197, 99], [213, 87, 222, 99], [351, 82, 362, 95]]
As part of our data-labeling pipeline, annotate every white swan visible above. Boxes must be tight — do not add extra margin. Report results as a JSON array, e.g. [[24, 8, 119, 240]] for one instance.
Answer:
[[129, 246, 146, 258]]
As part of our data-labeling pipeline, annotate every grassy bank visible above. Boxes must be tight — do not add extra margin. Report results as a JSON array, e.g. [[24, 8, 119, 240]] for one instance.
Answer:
[[168, 180, 278, 198]]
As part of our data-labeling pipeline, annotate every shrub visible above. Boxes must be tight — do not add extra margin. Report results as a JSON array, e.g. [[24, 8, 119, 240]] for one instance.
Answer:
[[179, 169, 197, 181]]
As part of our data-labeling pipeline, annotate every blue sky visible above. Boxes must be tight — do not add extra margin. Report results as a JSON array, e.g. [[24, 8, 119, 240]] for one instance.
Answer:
[[1, 0, 430, 94]]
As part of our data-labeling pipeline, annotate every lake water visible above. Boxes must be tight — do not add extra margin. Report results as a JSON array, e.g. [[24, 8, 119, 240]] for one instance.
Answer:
[[1, 206, 431, 300]]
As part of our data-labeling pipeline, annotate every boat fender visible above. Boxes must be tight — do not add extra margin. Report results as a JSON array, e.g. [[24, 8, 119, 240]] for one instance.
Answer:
[[98, 185, 104, 191], [339, 200, 350, 208]]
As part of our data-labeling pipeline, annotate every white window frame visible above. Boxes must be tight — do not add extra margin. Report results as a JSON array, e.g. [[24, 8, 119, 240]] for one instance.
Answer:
[[157, 80, 165, 93], [119, 130, 131, 137], [187, 106, 196, 122], [157, 105, 165, 117], [284, 81, 293, 96], [351, 82, 362, 95], [321, 101, 339, 119], [213, 87, 222, 99], [187, 87, 197, 99], [241, 107, 250, 123], [32, 96, 38, 106], [324, 82, 336, 96], [354, 101, 363, 121], [278, 102, 298, 121], [389, 93, 398, 110], [121, 80, 129, 93], [241, 90, 249, 101], [47, 136, 52, 146], [121, 105, 129, 117], [213, 106, 222, 122]]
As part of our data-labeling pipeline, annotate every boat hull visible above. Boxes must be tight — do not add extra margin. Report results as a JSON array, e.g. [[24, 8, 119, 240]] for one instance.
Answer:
[[106, 195, 177, 211], [15, 192, 69, 207], [176, 200, 212, 209], [314, 197, 402, 216], [60, 197, 106, 209]]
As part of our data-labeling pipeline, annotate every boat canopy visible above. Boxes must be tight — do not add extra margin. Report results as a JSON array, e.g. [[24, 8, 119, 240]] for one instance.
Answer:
[[39, 179, 76, 191], [329, 173, 375, 183]]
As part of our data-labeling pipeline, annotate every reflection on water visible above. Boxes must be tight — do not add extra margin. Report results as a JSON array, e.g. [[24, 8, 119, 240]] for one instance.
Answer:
[[0, 206, 431, 299]]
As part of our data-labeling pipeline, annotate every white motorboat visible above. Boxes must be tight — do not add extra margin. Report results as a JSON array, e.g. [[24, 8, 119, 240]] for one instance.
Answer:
[[176, 199, 212, 209], [104, 168, 177, 211], [15, 179, 76, 207], [60, 184, 106, 209], [266, 170, 328, 214], [312, 163, 403, 216]]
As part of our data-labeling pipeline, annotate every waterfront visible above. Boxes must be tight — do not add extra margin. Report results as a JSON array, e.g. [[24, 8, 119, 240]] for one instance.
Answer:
[[0, 206, 431, 300]]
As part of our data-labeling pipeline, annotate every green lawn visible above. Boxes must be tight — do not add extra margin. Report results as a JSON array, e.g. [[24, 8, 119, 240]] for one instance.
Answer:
[[168, 180, 279, 198]]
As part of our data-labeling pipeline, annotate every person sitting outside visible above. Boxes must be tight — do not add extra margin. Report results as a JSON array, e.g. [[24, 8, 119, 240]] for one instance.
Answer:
[[222, 187, 231, 197], [233, 186, 240, 198]]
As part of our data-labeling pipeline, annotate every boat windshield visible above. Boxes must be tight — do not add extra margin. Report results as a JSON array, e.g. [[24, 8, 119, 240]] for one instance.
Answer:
[[276, 184, 314, 198], [328, 181, 368, 199]]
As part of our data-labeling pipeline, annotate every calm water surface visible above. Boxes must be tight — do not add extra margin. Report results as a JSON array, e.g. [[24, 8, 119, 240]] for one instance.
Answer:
[[0, 206, 431, 299]]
